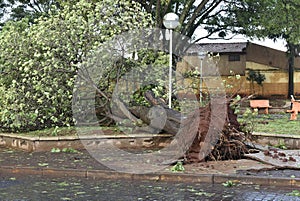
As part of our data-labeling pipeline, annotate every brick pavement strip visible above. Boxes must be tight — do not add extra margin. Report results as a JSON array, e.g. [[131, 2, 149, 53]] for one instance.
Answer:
[[1, 165, 300, 188], [87, 169, 133, 180], [159, 173, 213, 183], [42, 168, 87, 178]]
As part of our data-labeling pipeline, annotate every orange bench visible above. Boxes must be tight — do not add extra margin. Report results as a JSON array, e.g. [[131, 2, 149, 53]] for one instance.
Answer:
[[287, 95, 300, 120], [250, 100, 272, 114]]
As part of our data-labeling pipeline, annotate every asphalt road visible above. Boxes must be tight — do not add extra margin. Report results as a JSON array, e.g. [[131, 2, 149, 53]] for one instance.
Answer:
[[0, 174, 299, 201]]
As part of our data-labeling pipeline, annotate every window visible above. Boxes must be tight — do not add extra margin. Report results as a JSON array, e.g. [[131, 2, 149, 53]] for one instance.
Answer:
[[228, 54, 240, 61]]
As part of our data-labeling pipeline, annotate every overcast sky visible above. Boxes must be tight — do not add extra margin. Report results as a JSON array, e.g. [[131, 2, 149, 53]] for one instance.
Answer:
[[195, 28, 287, 52], [202, 37, 287, 52]]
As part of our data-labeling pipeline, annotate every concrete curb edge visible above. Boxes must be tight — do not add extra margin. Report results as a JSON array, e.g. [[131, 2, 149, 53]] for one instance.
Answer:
[[1, 166, 299, 187]]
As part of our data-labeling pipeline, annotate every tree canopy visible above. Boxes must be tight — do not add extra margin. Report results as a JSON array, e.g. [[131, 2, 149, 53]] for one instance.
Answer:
[[2, 0, 238, 43], [229, 0, 300, 44], [0, 0, 60, 28], [227, 0, 300, 97], [0, 0, 153, 131], [134, 0, 253, 42]]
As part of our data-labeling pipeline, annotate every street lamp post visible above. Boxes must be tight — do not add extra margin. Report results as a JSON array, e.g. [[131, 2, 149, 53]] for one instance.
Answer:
[[163, 13, 180, 109], [198, 52, 206, 105]]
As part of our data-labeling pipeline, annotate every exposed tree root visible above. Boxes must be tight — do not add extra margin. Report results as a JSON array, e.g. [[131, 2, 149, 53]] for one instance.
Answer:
[[110, 90, 250, 163], [185, 103, 249, 163]]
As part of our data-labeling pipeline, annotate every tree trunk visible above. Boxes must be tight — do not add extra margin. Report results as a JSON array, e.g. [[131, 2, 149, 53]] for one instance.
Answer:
[[129, 91, 182, 134], [288, 43, 295, 98], [129, 106, 181, 134], [111, 90, 249, 162]]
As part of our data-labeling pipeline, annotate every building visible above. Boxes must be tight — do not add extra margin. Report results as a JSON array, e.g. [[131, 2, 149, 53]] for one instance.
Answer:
[[177, 42, 300, 98]]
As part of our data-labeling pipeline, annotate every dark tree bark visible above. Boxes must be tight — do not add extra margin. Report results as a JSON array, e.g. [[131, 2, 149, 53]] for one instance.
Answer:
[[288, 43, 296, 98]]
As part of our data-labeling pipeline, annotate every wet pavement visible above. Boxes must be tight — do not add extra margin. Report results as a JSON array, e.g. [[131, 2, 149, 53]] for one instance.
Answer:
[[0, 174, 299, 201], [0, 146, 273, 174], [1, 146, 300, 200], [237, 168, 300, 178], [0, 146, 110, 170]]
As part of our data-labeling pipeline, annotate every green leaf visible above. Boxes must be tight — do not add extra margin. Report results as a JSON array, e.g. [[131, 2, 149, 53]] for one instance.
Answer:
[[62, 148, 78, 153], [171, 161, 185, 172], [38, 163, 49, 167], [51, 147, 61, 153], [287, 190, 300, 197], [222, 180, 235, 187]]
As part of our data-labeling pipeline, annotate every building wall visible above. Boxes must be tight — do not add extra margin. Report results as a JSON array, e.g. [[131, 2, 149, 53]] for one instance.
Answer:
[[177, 59, 300, 98], [246, 43, 300, 69], [178, 54, 246, 76], [187, 71, 300, 98], [217, 54, 246, 76], [177, 43, 300, 98], [221, 70, 300, 97], [246, 43, 289, 69]]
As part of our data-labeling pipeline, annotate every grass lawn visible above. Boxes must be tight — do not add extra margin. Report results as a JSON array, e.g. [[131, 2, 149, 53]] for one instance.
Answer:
[[3, 126, 124, 137], [241, 113, 300, 135], [15, 127, 78, 137], [2, 113, 299, 137]]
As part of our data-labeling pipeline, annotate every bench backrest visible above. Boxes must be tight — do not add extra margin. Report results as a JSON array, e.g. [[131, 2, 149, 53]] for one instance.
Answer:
[[292, 101, 300, 110], [250, 100, 270, 108]]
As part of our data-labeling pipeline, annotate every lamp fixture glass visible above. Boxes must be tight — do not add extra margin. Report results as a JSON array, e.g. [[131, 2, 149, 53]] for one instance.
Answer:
[[163, 13, 180, 29], [198, 52, 206, 60]]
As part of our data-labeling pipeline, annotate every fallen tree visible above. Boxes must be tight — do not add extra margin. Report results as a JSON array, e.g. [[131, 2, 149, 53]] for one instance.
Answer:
[[111, 90, 250, 162]]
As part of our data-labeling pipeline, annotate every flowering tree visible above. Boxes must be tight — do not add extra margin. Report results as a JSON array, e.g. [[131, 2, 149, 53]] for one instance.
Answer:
[[0, 0, 153, 131]]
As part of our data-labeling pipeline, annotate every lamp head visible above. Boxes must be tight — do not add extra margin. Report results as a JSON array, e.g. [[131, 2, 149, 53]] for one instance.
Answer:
[[163, 13, 180, 29], [198, 52, 206, 60]]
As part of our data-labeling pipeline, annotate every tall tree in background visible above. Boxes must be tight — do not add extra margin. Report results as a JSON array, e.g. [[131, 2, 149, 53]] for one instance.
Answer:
[[1, 0, 249, 44], [0, 0, 8, 28], [227, 0, 300, 97], [0, 0, 59, 29], [135, 0, 239, 42]]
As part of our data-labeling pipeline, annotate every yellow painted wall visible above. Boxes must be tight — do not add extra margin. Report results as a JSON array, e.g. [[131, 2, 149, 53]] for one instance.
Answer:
[[221, 71, 300, 97], [177, 57, 300, 98], [246, 61, 279, 71]]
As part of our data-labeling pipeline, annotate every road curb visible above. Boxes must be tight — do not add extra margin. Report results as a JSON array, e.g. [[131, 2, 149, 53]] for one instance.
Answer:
[[1, 166, 299, 187], [0, 133, 172, 152], [252, 132, 300, 149]]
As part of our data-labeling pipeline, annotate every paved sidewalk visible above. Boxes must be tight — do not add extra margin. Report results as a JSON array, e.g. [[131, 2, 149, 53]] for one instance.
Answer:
[[0, 146, 299, 182]]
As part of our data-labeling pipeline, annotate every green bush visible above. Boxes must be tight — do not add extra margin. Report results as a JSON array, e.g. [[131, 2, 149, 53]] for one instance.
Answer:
[[0, 0, 153, 132]]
